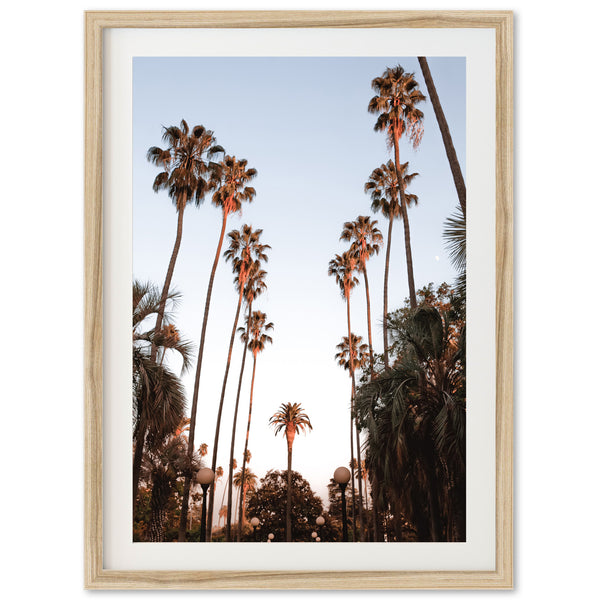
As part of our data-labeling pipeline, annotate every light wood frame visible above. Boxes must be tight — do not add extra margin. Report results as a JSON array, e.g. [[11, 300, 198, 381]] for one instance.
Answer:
[[84, 10, 513, 590]]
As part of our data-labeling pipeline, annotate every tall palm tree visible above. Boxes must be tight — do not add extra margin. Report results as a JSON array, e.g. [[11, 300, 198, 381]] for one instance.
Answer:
[[269, 402, 312, 542], [365, 160, 418, 369], [417, 57, 466, 216], [233, 468, 258, 529], [227, 265, 267, 540], [335, 333, 370, 373], [208, 226, 270, 539], [146, 120, 223, 362], [340, 216, 383, 377], [132, 280, 193, 512], [368, 65, 426, 309], [180, 155, 257, 541], [328, 251, 366, 540], [237, 311, 274, 540]]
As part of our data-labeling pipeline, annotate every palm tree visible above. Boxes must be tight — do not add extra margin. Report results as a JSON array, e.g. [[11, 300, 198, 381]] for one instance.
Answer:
[[140, 428, 202, 542], [365, 160, 418, 369], [233, 468, 258, 529], [340, 217, 383, 377], [328, 251, 366, 540], [227, 265, 267, 540], [356, 305, 466, 541], [180, 155, 257, 541], [335, 333, 370, 373], [269, 402, 312, 541], [220, 457, 237, 522], [443, 206, 466, 300], [146, 120, 223, 362], [417, 57, 466, 215], [237, 311, 274, 540], [208, 226, 270, 540], [132, 280, 193, 512], [218, 504, 228, 527], [368, 65, 426, 309]]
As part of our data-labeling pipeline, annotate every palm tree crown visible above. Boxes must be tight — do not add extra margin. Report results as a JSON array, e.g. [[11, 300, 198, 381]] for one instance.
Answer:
[[224, 225, 270, 292], [340, 216, 383, 271], [365, 160, 418, 219], [211, 155, 257, 217], [269, 402, 313, 451], [335, 334, 370, 373], [368, 65, 426, 150], [328, 251, 359, 299], [146, 120, 223, 210], [239, 310, 274, 357]]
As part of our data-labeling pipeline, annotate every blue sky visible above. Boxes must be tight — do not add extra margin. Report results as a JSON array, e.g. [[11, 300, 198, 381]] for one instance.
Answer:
[[133, 56, 465, 520]]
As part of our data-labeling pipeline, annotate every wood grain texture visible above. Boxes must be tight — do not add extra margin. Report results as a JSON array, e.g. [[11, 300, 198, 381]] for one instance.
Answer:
[[84, 10, 513, 589]]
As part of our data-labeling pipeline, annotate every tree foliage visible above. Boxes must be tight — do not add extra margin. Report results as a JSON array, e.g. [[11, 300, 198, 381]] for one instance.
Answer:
[[246, 470, 323, 542]]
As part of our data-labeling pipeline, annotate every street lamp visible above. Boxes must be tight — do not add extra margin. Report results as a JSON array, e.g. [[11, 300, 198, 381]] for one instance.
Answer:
[[250, 517, 260, 542], [311, 531, 318, 541], [316, 515, 325, 540], [268, 532, 274, 542], [316, 537, 321, 542], [333, 466, 351, 542], [195, 468, 215, 542]]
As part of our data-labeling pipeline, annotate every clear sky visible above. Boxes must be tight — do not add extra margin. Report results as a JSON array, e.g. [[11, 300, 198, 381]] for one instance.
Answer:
[[133, 56, 465, 523]]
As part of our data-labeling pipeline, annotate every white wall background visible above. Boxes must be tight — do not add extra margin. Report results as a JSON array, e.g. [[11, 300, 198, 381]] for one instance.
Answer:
[[0, 0, 598, 597]]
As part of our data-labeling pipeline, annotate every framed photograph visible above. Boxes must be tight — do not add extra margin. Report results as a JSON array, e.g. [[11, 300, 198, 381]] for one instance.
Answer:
[[85, 10, 513, 589]]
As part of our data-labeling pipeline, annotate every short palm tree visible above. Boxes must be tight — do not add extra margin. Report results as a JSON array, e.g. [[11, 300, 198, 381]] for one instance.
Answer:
[[328, 251, 366, 540], [368, 65, 426, 309], [146, 120, 223, 362], [180, 155, 257, 541], [140, 429, 202, 542], [417, 57, 466, 215], [340, 216, 383, 376], [233, 468, 258, 529], [208, 226, 270, 540], [269, 402, 312, 542], [365, 160, 418, 369], [356, 305, 466, 541], [227, 264, 267, 540], [132, 280, 193, 512], [237, 311, 274, 540]]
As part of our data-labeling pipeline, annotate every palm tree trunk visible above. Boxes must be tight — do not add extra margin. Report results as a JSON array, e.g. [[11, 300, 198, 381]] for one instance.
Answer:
[[132, 416, 146, 517], [382, 218, 393, 369], [286, 445, 292, 542], [227, 301, 252, 540], [417, 57, 466, 216], [148, 475, 170, 542], [238, 354, 257, 541], [150, 196, 186, 363], [371, 471, 382, 541], [346, 296, 365, 541], [179, 211, 229, 542], [349, 412, 357, 541], [208, 284, 245, 541], [393, 139, 417, 308], [362, 266, 375, 378]]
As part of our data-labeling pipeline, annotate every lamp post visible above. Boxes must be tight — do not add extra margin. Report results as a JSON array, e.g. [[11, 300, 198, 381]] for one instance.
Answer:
[[316, 515, 325, 541], [268, 532, 274, 543], [196, 468, 215, 542], [311, 531, 318, 541], [316, 537, 321, 542], [333, 466, 351, 542], [250, 517, 260, 542]]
